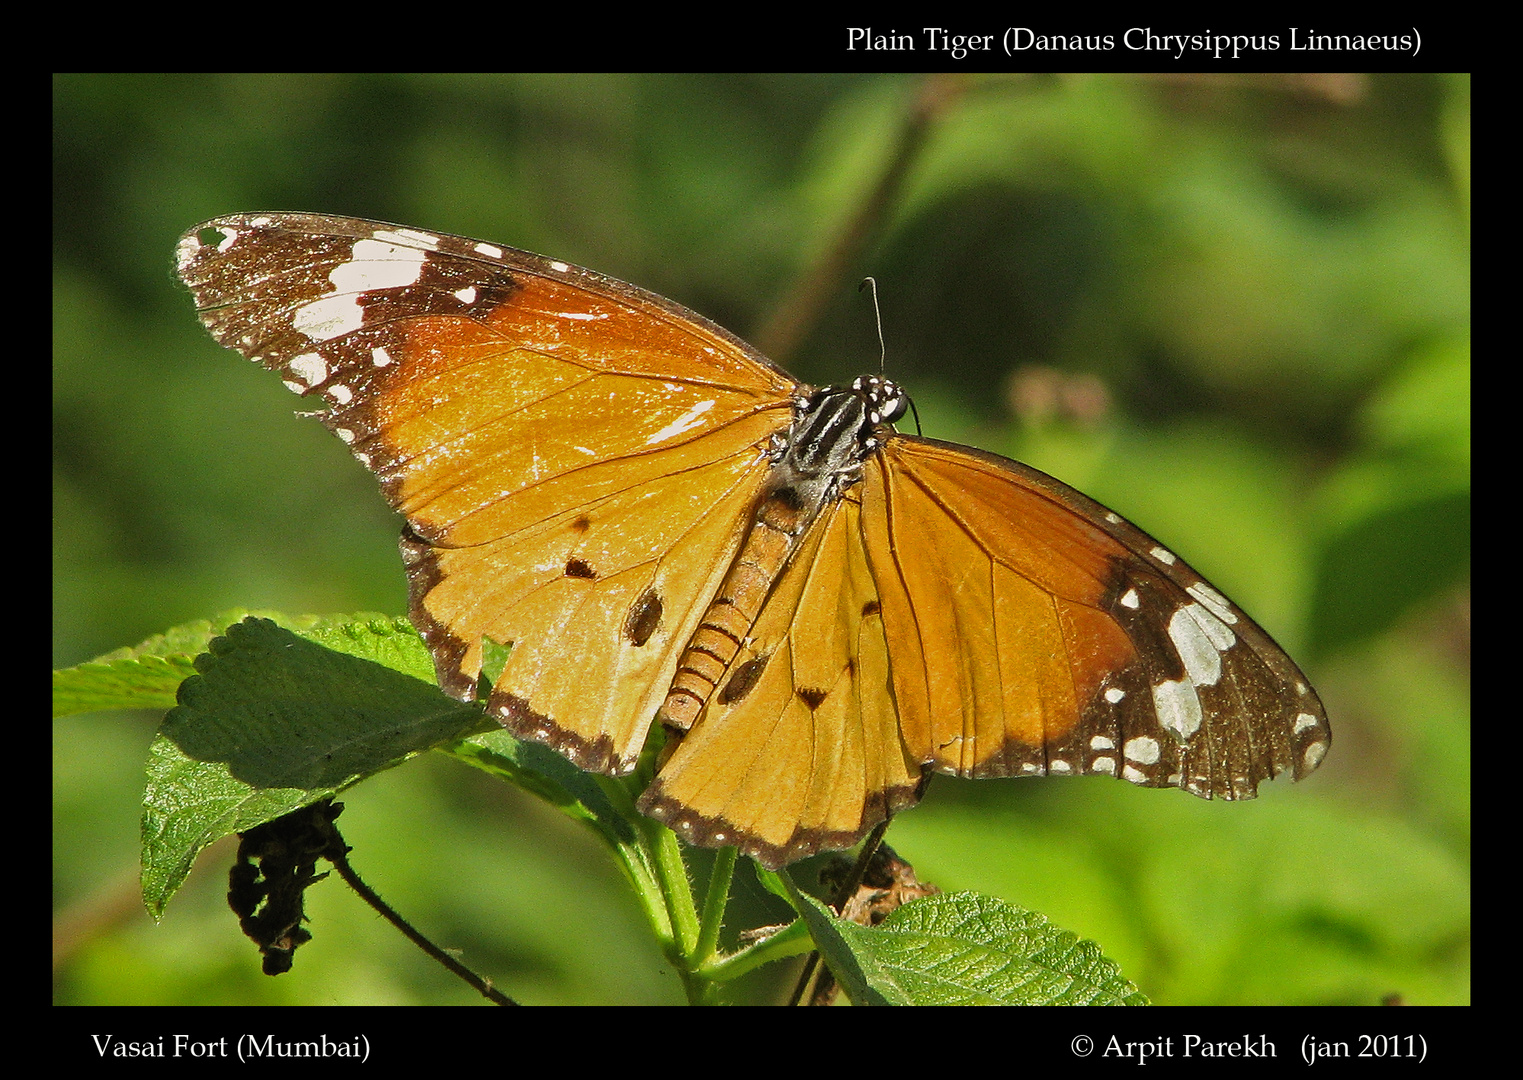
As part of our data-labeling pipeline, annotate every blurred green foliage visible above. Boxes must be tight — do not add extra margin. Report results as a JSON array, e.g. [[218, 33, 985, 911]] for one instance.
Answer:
[[54, 73, 1468, 1005]]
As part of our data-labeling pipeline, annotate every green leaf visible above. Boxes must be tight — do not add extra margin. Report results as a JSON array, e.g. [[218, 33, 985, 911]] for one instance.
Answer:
[[53, 653, 197, 717], [54, 609, 273, 717], [875, 892, 1149, 1005], [91, 609, 297, 662], [140, 616, 485, 917], [780, 877, 913, 1005], [52, 609, 411, 718], [783, 881, 1148, 1006]]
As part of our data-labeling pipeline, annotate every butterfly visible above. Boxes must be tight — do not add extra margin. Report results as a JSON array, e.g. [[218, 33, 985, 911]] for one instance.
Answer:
[[175, 213, 1330, 870]]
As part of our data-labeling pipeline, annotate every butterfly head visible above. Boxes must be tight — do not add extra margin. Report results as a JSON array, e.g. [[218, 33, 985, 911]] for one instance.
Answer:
[[852, 374, 910, 427]]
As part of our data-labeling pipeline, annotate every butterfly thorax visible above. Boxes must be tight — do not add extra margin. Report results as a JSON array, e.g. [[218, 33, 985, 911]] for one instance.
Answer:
[[772, 379, 904, 500]]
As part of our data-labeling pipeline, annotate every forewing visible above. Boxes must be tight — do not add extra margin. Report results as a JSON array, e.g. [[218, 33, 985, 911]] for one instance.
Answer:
[[176, 213, 797, 774]]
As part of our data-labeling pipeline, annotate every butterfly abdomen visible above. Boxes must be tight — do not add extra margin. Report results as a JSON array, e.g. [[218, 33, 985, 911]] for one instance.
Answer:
[[657, 386, 884, 734], [658, 487, 821, 732]]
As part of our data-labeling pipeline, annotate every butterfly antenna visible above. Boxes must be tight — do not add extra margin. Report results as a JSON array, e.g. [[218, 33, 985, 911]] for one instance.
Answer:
[[858, 277, 887, 375]]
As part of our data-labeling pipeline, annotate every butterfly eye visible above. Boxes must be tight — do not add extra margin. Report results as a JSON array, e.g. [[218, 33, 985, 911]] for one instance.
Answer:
[[874, 384, 909, 425]]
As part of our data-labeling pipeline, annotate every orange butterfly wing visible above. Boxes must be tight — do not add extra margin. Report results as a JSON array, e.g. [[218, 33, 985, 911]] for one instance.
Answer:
[[177, 213, 796, 774], [862, 436, 1330, 797]]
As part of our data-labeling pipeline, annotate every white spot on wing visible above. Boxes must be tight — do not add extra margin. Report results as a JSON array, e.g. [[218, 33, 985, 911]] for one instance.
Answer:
[[293, 294, 365, 341], [1168, 603, 1237, 687], [475, 241, 504, 259], [1104, 687, 1126, 704], [1150, 546, 1177, 565], [1153, 678, 1202, 741], [174, 234, 201, 271], [177, 225, 235, 265], [1187, 582, 1238, 624], [645, 400, 716, 445], [1120, 588, 1140, 609], [294, 239, 429, 342], [288, 353, 328, 387], [372, 227, 441, 250], [454, 285, 478, 304], [340, 238, 430, 288], [1124, 736, 1160, 763]]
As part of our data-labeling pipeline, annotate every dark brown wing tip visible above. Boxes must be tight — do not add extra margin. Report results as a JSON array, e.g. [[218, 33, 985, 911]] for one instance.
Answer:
[[636, 780, 923, 870], [1289, 702, 1333, 781], [491, 692, 634, 776]]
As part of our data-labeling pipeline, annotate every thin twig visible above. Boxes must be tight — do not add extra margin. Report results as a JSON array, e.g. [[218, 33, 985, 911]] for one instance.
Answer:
[[785, 817, 892, 1006], [327, 842, 518, 1006], [753, 74, 967, 364]]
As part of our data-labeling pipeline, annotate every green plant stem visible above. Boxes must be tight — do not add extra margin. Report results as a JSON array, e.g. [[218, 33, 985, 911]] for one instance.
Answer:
[[652, 825, 699, 956], [641, 817, 706, 1002], [615, 838, 675, 948], [700, 919, 814, 983], [695, 846, 737, 968]]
